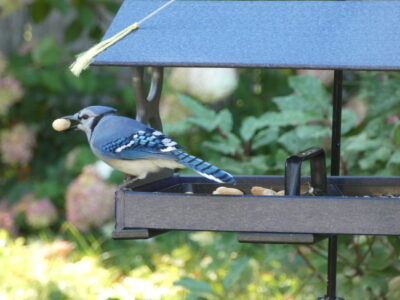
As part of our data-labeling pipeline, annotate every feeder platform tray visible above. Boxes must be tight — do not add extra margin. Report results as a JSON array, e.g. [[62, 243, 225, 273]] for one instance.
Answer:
[[113, 175, 400, 239]]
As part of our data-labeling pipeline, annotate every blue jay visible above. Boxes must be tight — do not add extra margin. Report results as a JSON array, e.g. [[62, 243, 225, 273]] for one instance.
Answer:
[[61, 106, 236, 184]]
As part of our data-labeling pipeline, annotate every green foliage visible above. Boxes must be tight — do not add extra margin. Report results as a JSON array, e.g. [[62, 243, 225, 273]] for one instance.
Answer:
[[175, 278, 214, 297], [342, 73, 400, 175], [169, 75, 358, 175], [222, 256, 250, 291]]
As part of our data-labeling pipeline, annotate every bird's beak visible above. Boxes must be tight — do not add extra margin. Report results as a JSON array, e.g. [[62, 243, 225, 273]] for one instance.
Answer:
[[61, 114, 79, 131]]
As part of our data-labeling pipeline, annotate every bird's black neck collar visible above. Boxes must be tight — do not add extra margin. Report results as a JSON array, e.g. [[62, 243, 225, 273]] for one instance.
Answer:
[[90, 112, 115, 132]]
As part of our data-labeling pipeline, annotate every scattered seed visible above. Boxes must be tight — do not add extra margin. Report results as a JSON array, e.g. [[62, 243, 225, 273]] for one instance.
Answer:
[[213, 187, 244, 195], [251, 186, 276, 196]]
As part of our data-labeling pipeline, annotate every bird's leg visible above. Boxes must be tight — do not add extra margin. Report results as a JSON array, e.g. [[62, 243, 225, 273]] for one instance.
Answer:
[[119, 175, 139, 190]]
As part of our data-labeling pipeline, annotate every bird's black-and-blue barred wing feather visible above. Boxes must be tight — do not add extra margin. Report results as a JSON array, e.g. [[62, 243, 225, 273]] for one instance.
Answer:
[[172, 150, 236, 183], [102, 127, 183, 157]]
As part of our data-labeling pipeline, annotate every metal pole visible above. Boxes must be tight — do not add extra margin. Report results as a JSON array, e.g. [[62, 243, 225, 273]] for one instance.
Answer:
[[330, 70, 343, 177], [327, 236, 338, 299], [327, 70, 343, 300]]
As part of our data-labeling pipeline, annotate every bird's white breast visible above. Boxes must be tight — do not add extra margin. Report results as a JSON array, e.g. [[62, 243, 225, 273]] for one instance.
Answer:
[[102, 158, 185, 179]]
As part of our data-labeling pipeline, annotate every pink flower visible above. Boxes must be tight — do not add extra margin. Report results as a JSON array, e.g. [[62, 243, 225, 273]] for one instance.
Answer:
[[42, 240, 75, 259], [13, 193, 35, 215], [297, 70, 334, 86], [386, 115, 400, 124], [0, 200, 18, 236], [0, 75, 23, 115], [0, 123, 36, 164], [0, 52, 6, 75], [25, 198, 58, 229], [66, 165, 116, 232]]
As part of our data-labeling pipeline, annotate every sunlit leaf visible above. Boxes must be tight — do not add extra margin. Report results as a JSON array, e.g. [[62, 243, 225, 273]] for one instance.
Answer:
[[295, 125, 330, 140], [273, 94, 308, 111], [178, 94, 216, 120], [288, 75, 329, 111], [391, 123, 400, 146], [89, 25, 103, 41], [342, 109, 359, 134], [278, 126, 327, 154], [389, 150, 400, 165], [203, 133, 241, 156], [344, 134, 382, 153], [32, 37, 62, 66], [252, 127, 279, 150], [259, 111, 321, 127], [163, 120, 191, 135], [174, 278, 213, 295], [240, 116, 259, 141], [78, 5, 96, 28], [29, 0, 51, 22], [47, 0, 69, 15], [359, 146, 391, 170], [223, 256, 250, 291], [216, 109, 233, 133], [178, 95, 219, 131], [40, 70, 64, 92], [65, 18, 83, 43]]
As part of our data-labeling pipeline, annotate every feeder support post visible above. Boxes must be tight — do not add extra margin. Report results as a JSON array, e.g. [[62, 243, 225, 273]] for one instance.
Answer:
[[319, 70, 344, 300], [132, 66, 164, 131], [117, 66, 171, 238], [127, 66, 173, 185]]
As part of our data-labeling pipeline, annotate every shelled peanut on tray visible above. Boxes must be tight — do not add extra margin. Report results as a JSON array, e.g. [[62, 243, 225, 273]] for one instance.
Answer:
[[250, 186, 285, 196], [212, 186, 285, 196], [211, 186, 400, 197], [212, 187, 244, 195]]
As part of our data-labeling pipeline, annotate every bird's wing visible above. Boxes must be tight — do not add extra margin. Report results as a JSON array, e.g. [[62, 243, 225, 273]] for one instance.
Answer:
[[100, 127, 184, 160]]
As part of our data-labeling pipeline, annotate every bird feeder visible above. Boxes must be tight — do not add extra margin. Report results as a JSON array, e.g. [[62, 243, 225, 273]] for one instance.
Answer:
[[91, 1, 400, 299]]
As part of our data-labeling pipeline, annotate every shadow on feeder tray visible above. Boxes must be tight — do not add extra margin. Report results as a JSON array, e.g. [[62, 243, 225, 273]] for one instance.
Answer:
[[120, 169, 174, 190]]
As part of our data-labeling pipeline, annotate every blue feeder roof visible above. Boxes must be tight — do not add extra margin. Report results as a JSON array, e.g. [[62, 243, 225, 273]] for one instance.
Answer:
[[93, 1, 400, 70]]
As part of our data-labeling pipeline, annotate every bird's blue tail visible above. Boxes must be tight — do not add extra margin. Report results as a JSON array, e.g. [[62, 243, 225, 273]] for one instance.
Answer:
[[172, 150, 236, 184]]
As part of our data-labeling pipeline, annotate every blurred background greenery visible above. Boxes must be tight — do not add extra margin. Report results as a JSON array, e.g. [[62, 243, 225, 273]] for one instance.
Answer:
[[1, 0, 400, 299]]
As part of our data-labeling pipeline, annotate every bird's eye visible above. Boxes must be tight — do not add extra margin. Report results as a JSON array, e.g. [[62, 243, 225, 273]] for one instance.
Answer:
[[81, 114, 89, 120]]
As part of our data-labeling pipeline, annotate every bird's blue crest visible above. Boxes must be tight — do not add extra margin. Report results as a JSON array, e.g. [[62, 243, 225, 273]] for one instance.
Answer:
[[81, 106, 117, 116]]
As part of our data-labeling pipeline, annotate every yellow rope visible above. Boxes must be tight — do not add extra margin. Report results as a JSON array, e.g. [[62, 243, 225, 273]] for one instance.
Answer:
[[70, 23, 139, 76], [70, 0, 175, 77]]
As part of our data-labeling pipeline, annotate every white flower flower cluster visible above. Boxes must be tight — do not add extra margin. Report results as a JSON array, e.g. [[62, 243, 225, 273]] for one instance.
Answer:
[[169, 68, 238, 103]]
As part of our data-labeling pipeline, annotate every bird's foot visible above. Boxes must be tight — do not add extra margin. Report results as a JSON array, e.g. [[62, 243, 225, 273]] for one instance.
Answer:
[[118, 176, 139, 190]]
